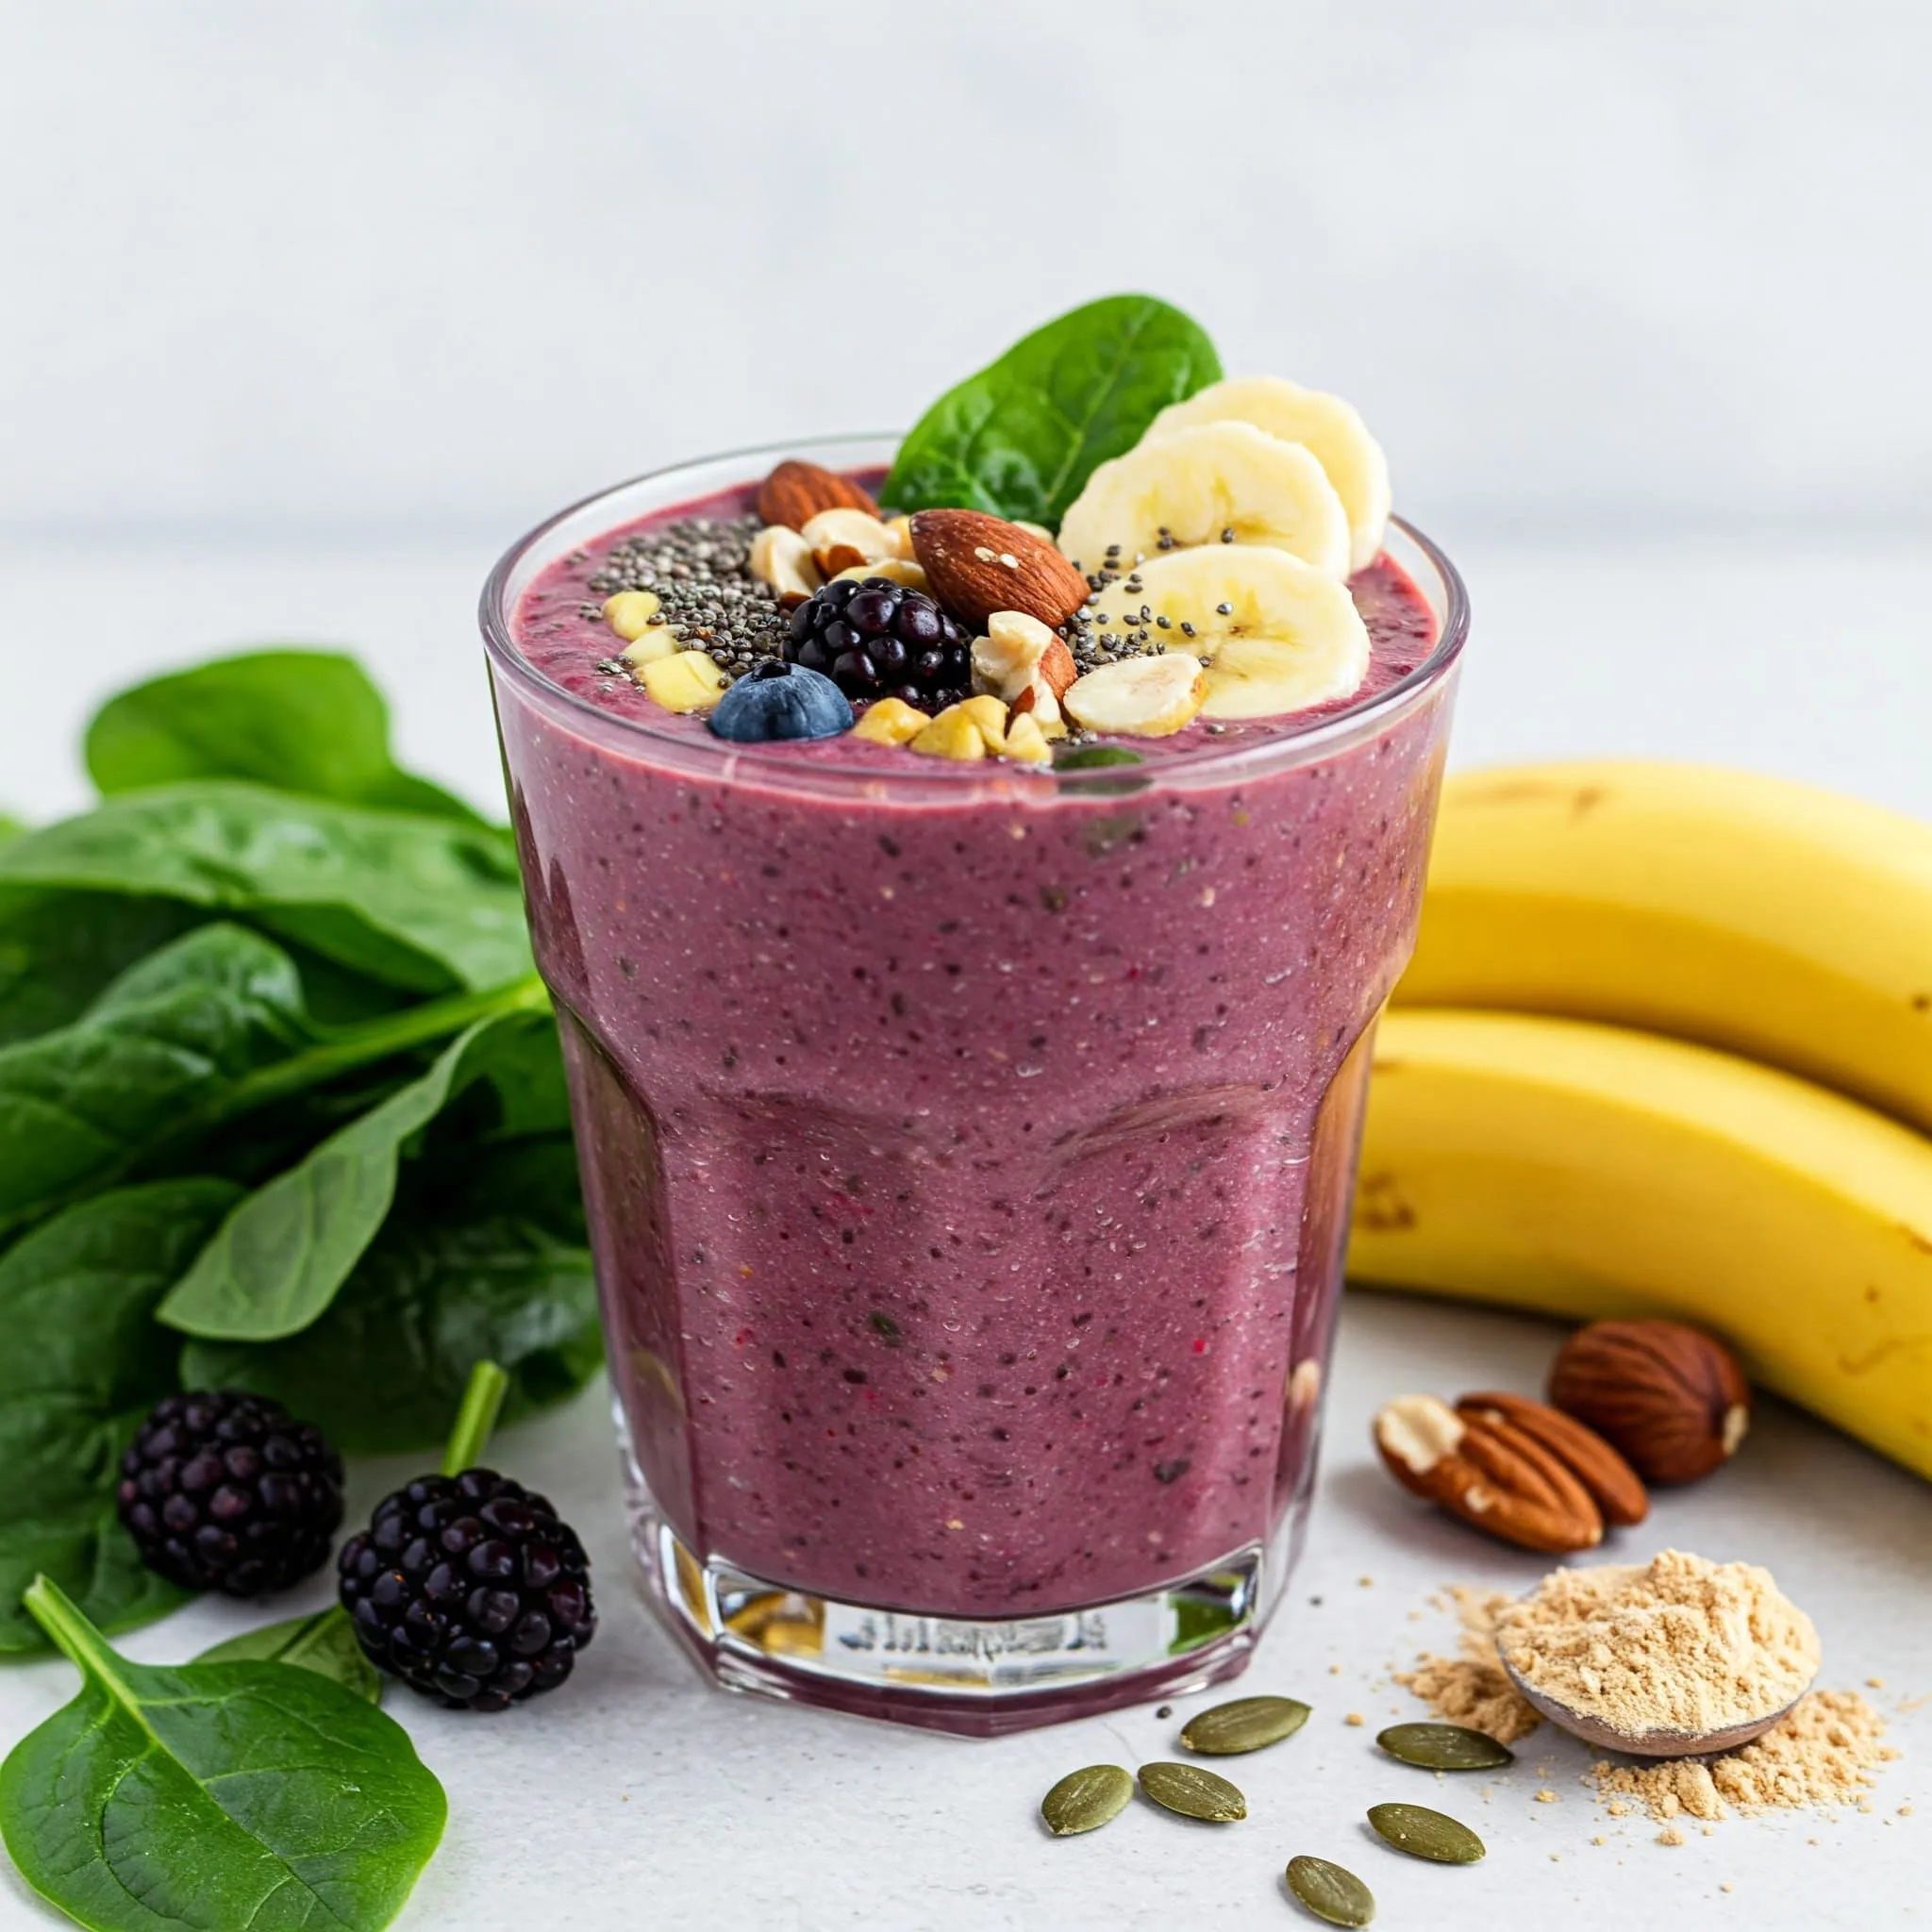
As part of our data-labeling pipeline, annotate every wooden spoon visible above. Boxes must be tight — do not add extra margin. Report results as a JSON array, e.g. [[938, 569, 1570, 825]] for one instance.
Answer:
[[1500, 1652, 1811, 1757]]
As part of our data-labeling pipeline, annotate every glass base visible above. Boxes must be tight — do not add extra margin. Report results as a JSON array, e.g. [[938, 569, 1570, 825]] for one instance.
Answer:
[[617, 1422, 1304, 1736]]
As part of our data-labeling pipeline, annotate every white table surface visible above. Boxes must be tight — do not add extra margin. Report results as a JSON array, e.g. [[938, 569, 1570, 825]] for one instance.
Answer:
[[1, 533, 1928, 1930]]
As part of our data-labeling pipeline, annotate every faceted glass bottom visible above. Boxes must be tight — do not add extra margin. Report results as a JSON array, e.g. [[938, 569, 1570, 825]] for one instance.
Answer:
[[617, 1424, 1311, 1736]]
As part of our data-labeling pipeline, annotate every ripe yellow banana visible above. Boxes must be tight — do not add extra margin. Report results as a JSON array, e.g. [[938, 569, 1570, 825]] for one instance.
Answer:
[[1349, 1008, 1932, 1482], [1396, 761, 1932, 1134]]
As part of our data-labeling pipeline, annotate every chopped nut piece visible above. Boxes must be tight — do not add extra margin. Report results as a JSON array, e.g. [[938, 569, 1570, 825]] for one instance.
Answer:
[[640, 650, 729, 712], [957, 693, 1009, 754], [748, 525, 824, 608], [884, 514, 918, 561], [973, 610, 1055, 697], [852, 697, 930, 746], [603, 589, 662, 641], [619, 629, 679, 669], [832, 558, 930, 591], [1004, 711, 1052, 764], [910, 705, 989, 761], [800, 507, 896, 577]]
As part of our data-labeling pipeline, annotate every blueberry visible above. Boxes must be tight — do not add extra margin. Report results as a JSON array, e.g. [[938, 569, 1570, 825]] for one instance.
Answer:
[[707, 661, 853, 743]]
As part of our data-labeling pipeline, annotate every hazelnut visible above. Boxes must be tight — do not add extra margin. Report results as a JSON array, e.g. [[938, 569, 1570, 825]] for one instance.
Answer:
[[1547, 1319, 1751, 1485]]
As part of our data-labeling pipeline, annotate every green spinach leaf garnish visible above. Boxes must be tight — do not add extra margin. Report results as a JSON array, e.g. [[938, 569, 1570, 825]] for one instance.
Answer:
[[882, 294, 1222, 528]]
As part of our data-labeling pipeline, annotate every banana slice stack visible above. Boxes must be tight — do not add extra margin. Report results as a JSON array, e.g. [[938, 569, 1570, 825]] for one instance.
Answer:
[[1054, 376, 1391, 726]]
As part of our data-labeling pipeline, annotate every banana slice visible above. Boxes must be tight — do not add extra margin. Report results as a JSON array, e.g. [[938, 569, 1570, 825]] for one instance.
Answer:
[[1111, 546, 1370, 720], [1142, 377, 1391, 575], [1061, 652, 1206, 737], [1057, 422, 1350, 579]]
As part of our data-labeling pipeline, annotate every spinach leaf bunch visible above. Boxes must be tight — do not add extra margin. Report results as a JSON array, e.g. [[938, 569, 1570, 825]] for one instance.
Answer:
[[0, 652, 599, 1654]]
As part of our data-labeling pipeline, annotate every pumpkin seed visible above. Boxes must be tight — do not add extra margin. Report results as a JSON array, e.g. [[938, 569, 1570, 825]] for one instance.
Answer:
[[1040, 1764, 1134, 1837], [1375, 1722, 1514, 1771], [1366, 1802, 1486, 1863], [1138, 1760, 1246, 1823], [1286, 1855, 1376, 1926], [1180, 1694, 1312, 1756]]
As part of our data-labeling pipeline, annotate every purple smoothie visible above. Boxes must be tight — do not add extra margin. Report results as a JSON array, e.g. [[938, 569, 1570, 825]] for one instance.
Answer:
[[484, 442, 1464, 1724]]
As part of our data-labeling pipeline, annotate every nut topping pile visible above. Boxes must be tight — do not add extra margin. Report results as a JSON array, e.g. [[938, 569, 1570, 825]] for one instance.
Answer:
[[1373, 1318, 1748, 1554]]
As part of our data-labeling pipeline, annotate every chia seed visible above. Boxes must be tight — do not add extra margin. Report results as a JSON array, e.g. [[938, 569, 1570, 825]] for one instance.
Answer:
[[587, 511, 791, 675]]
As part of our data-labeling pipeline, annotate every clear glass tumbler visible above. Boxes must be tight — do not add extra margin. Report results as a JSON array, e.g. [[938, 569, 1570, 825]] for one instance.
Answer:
[[481, 438, 1467, 1734]]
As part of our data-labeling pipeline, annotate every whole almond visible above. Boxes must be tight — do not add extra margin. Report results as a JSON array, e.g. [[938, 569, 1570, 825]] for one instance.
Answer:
[[758, 458, 879, 532], [1374, 1393, 1602, 1555], [1548, 1319, 1751, 1485], [909, 509, 1090, 630], [1457, 1391, 1649, 1527]]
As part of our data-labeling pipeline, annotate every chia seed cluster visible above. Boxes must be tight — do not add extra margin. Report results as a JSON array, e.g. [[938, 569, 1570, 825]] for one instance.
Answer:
[[586, 512, 791, 682]]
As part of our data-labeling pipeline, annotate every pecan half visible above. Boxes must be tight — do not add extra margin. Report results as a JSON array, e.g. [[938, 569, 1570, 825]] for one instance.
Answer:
[[1374, 1393, 1603, 1554], [1457, 1391, 1649, 1526]]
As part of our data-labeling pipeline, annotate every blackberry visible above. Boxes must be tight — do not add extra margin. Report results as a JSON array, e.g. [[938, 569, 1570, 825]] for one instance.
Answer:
[[337, 1469, 595, 1712], [786, 576, 974, 710], [117, 1391, 343, 1596]]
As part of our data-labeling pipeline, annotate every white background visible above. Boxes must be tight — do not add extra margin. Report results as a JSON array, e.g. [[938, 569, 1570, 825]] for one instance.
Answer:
[[2, 1, 1929, 546], [0, 5, 1928, 1928]]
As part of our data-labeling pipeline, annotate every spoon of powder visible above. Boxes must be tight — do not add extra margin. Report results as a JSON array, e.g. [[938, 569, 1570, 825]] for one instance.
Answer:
[[1493, 1548, 1820, 1758]]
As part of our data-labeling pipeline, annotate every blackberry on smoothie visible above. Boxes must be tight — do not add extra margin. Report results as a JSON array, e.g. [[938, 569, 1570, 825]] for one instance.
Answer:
[[481, 297, 1465, 1732]]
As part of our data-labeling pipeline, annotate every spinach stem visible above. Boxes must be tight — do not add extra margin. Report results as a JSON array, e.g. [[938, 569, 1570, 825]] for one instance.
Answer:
[[22, 1576, 139, 1719], [441, 1359, 510, 1475], [222, 972, 550, 1124]]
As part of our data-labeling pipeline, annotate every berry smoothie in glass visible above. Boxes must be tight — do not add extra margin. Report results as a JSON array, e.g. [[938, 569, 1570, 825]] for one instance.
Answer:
[[480, 300, 1466, 1733]]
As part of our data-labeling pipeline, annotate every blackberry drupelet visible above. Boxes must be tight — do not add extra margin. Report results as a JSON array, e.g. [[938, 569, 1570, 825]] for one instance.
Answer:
[[117, 1391, 344, 1596], [337, 1469, 595, 1712], [786, 576, 974, 710]]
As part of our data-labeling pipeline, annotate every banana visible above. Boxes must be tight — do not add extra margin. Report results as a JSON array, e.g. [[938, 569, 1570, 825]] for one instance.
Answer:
[[1099, 545, 1370, 720], [1056, 422, 1351, 578], [1062, 651, 1206, 737], [1351, 1008, 1932, 1482], [1143, 376, 1392, 574], [1397, 760, 1932, 1134]]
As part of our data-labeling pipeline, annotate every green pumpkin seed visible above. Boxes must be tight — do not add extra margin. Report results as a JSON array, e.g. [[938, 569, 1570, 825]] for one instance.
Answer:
[[1040, 1764, 1134, 1836], [1366, 1802, 1485, 1863], [1138, 1760, 1247, 1823], [1286, 1855, 1376, 1926], [1180, 1694, 1312, 1756], [1374, 1722, 1514, 1771]]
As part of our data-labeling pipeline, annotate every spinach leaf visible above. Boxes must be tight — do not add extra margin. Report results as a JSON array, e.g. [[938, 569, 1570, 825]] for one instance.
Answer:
[[182, 1136, 598, 1453], [87, 648, 486, 827], [158, 1002, 549, 1342], [0, 890, 206, 1047], [0, 920, 551, 1235], [0, 924, 311, 1230], [0, 1577, 444, 1932], [881, 294, 1223, 528], [0, 1180, 242, 1653], [197, 1606, 380, 1703], [0, 781, 531, 992]]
